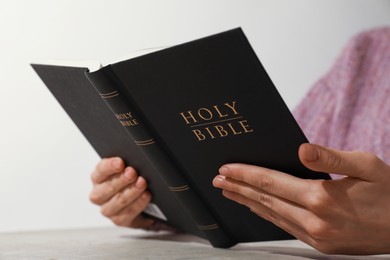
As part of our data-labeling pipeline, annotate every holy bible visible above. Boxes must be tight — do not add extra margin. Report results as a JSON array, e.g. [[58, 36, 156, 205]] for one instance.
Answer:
[[32, 28, 329, 248]]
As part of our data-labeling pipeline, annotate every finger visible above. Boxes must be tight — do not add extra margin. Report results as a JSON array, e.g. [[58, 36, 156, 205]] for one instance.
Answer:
[[216, 164, 312, 206], [91, 157, 125, 184], [129, 214, 155, 229], [110, 191, 153, 228], [214, 175, 317, 231], [100, 176, 147, 217], [90, 167, 137, 205], [221, 189, 316, 247], [299, 143, 385, 181]]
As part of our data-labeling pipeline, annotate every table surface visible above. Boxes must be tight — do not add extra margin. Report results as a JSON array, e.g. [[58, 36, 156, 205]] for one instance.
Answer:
[[0, 227, 389, 260]]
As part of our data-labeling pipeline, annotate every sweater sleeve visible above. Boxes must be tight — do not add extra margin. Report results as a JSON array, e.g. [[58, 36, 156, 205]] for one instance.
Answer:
[[292, 31, 368, 147], [292, 78, 336, 147]]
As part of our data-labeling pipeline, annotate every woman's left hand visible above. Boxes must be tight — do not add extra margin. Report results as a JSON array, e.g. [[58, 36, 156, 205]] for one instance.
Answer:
[[213, 143, 390, 255]]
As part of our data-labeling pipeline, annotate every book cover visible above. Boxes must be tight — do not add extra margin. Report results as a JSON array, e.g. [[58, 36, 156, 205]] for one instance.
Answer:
[[32, 28, 329, 248]]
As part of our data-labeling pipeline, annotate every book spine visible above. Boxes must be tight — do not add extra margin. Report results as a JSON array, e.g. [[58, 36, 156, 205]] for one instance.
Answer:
[[85, 66, 235, 248]]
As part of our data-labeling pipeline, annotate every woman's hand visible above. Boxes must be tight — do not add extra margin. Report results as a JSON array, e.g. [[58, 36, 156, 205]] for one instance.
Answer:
[[213, 143, 390, 255], [90, 157, 154, 229]]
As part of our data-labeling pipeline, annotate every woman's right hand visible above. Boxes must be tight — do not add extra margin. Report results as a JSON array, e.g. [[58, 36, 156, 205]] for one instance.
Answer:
[[89, 157, 155, 229]]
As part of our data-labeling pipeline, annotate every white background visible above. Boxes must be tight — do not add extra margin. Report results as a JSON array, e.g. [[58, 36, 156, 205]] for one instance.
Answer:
[[0, 0, 389, 233]]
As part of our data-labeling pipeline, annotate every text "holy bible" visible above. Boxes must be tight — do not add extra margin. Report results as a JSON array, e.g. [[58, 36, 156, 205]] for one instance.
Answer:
[[179, 101, 254, 141]]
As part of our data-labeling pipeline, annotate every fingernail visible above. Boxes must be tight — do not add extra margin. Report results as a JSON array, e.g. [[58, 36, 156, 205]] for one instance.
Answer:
[[112, 158, 122, 170], [219, 166, 230, 175], [135, 177, 145, 189], [141, 192, 150, 200], [303, 144, 319, 162], [213, 175, 225, 186], [124, 167, 135, 180]]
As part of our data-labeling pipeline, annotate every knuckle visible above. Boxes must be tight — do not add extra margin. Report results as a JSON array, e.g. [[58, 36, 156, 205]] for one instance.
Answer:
[[307, 194, 324, 212], [89, 191, 101, 205], [105, 184, 116, 195], [250, 206, 278, 225], [307, 220, 329, 241], [256, 192, 272, 208], [312, 241, 338, 255], [257, 175, 273, 193], [111, 215, 126, 227], [231, 182, 239, 193], [325, 151, 342, 172], [306, 185, 327, 212], [265, 208, 278, 223], [100, 206, 111, 217], [90, 171, 100, 184], [117, 194, 129, 207]]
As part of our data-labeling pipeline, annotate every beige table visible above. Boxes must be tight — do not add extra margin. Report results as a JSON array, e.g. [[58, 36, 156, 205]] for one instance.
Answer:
[[0, 227, 388, 259]]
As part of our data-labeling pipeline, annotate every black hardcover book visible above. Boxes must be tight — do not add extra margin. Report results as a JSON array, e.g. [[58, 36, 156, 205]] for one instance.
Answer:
[[32, 28, 329, 248]]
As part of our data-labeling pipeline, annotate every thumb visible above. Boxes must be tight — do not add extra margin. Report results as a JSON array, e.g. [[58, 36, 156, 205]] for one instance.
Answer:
[[298, 143, 383, 181]]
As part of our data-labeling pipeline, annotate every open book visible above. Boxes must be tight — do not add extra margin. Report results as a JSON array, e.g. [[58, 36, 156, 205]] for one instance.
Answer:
[[32, 28, 329, 248]]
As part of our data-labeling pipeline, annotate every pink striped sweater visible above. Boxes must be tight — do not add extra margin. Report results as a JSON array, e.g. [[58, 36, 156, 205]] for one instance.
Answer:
[[293, 27, 390, 169]]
